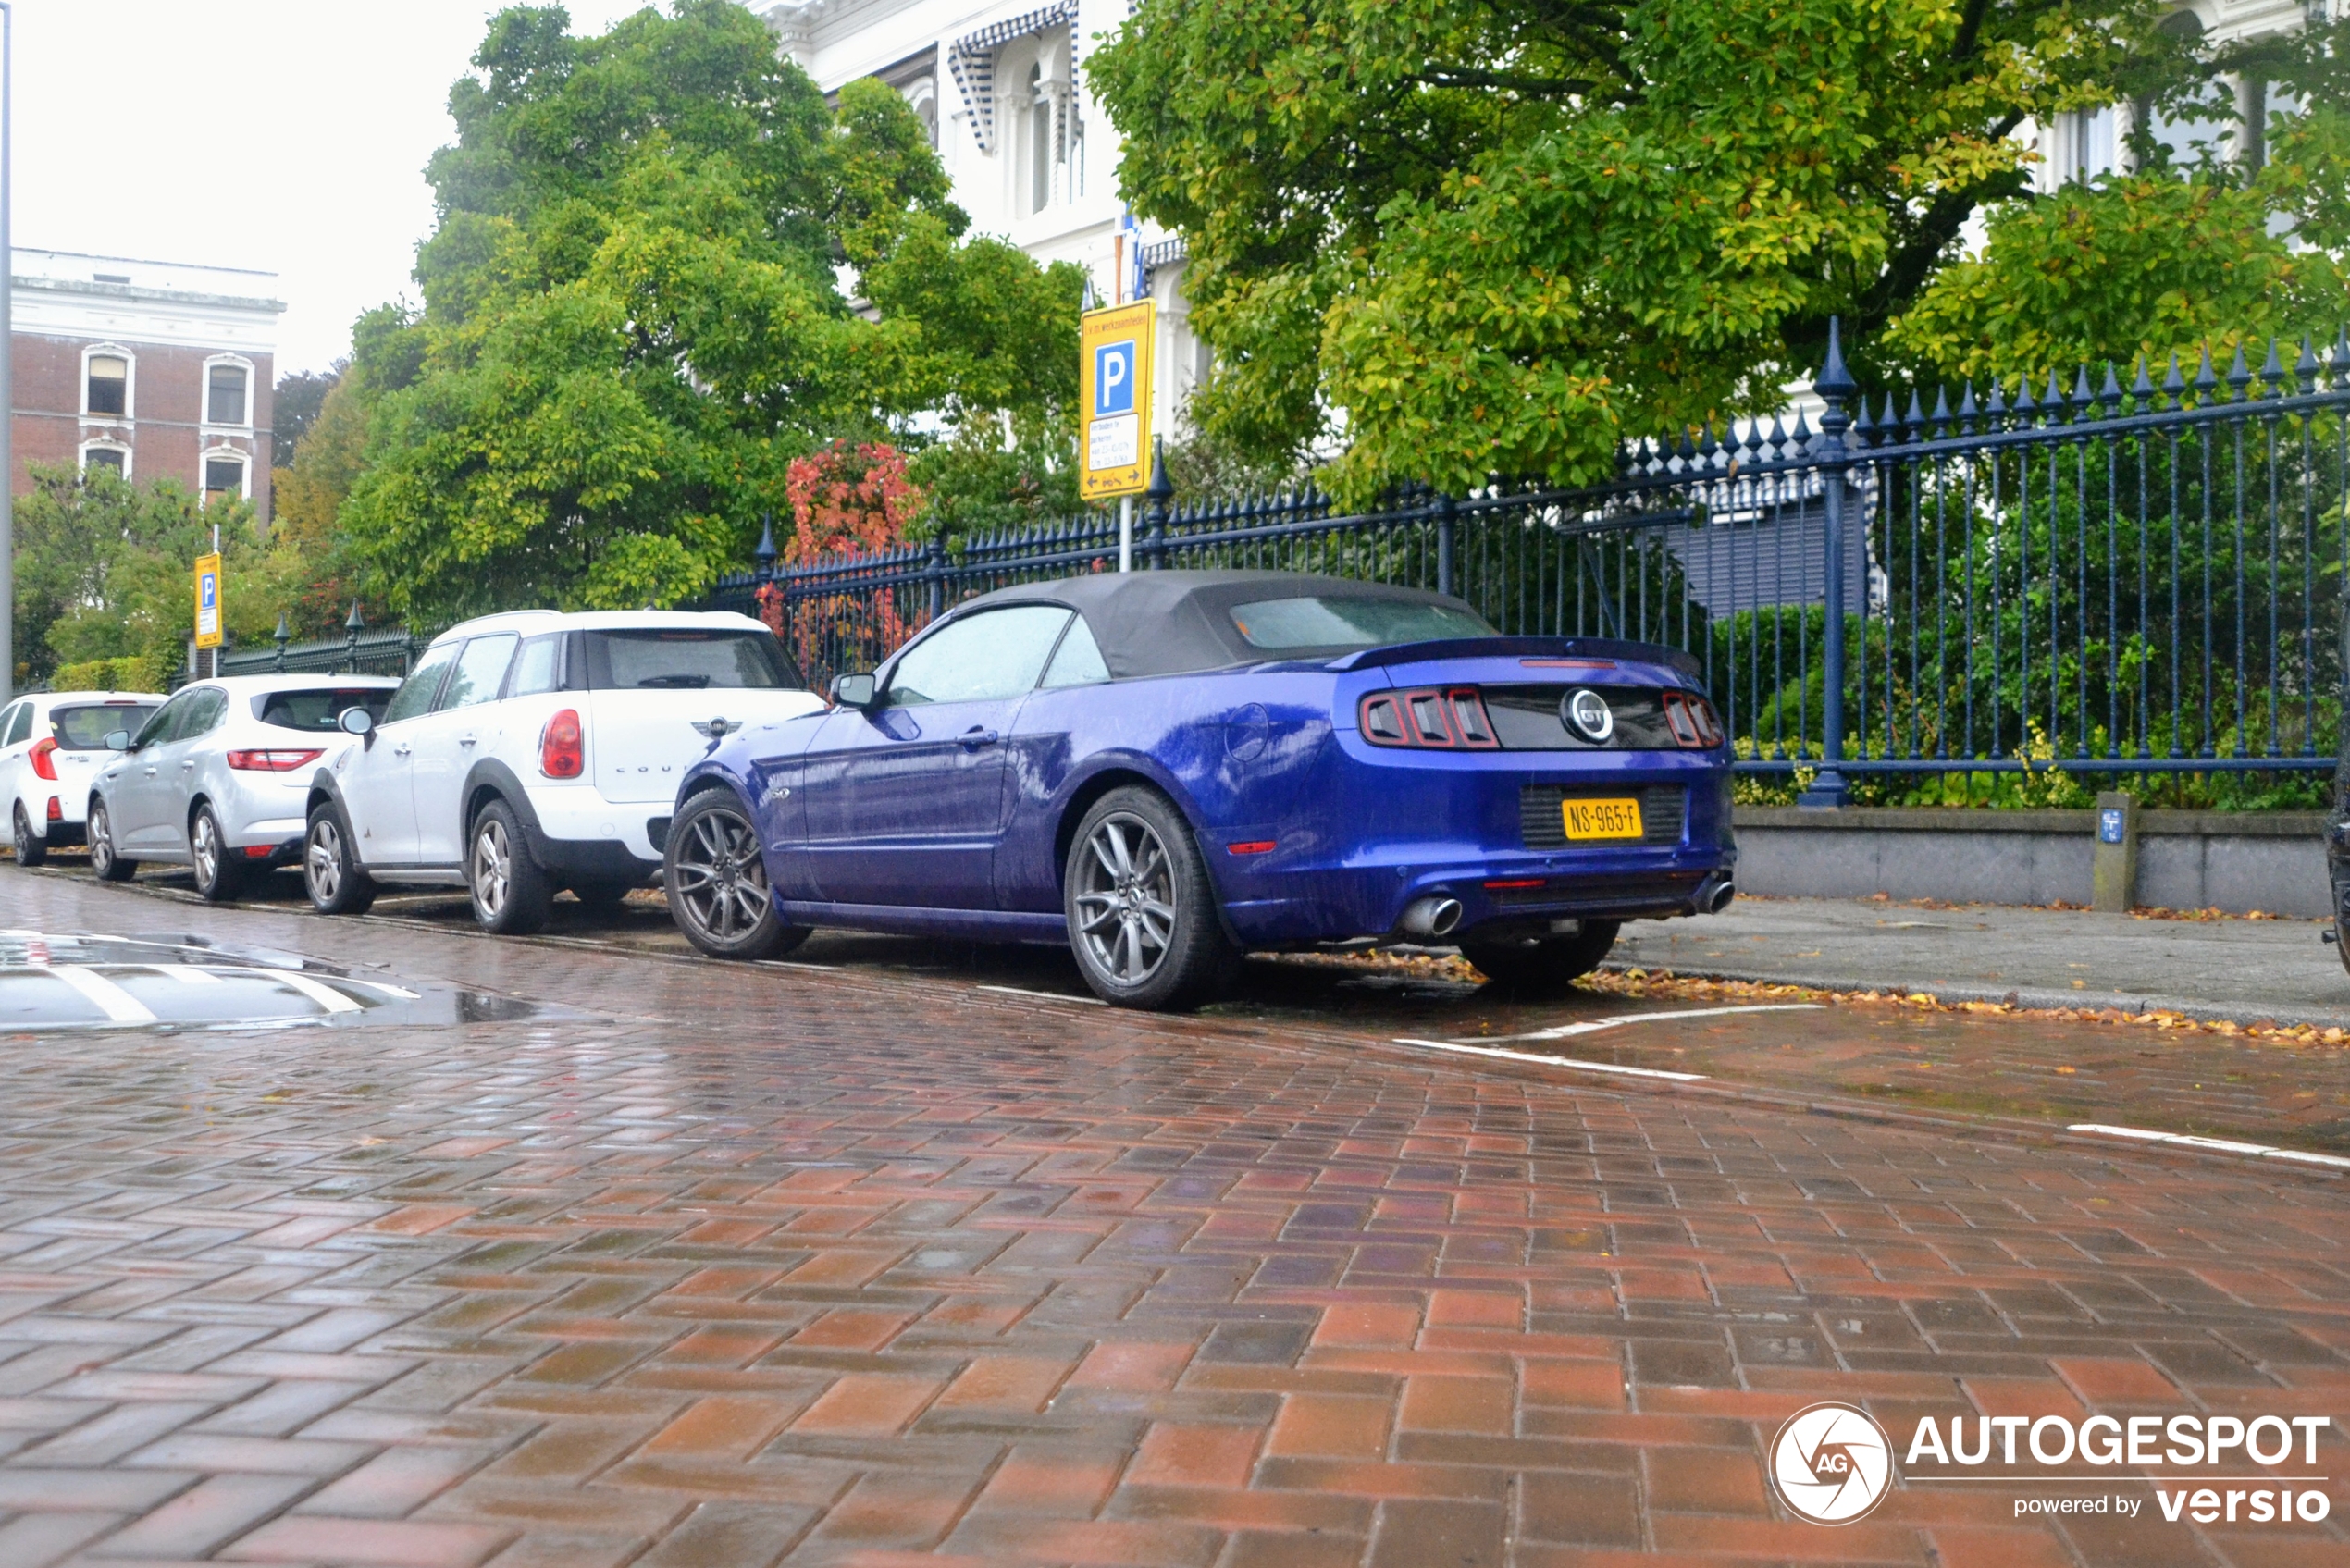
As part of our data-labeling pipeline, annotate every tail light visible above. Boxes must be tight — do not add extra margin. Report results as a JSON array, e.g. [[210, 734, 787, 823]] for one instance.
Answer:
[[46, 797, 62, 822], [1359, 688, 1501, 750], [1662, 690, 1725, 748], [539, 709, 584, 778], [225, 749, 324, 772], [28, 738, 57, 781]]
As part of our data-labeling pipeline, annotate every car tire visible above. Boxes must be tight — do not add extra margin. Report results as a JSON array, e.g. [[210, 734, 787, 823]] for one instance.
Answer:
[[89, 800, 137, 883], [303, 803, 377, 916], [190, 804, 244, 903], [12, 804, 47, 869], [469, 800, 552, 935], [663, 791, 805, 959], [1459, 919, 1623, 993], [1063, 785, 1239, 1012], [567, 879, 635, 910]]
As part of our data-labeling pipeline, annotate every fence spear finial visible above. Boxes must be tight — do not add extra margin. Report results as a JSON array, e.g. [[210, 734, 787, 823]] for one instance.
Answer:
[[754, 512, 778, 575]]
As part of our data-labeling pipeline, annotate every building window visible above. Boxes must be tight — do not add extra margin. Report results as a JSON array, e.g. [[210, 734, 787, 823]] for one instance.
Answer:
[[206, 362, 250, 426], [204, 456, 245, 502], [81, 445, 128, 478], [86, 354, 128, 417]]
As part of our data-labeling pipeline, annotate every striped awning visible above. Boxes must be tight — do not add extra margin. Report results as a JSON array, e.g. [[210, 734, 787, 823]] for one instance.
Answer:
[[946, 3, 1077, 154]]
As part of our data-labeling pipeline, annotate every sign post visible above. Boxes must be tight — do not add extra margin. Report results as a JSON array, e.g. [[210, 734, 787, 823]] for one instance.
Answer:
[[1080, 302, 1155, 569], [193, 553, 223, 674]]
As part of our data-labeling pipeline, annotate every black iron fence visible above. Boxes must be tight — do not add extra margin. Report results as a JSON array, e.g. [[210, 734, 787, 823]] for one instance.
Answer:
[[187, 613, 425, 686], [711, 326, 2350, 802]]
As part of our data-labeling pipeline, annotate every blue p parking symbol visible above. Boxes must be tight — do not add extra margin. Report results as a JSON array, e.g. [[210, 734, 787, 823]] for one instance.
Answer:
[[1095, 341, 1135, 416]]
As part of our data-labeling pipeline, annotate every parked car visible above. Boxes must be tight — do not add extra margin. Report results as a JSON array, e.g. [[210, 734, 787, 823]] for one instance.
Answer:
[[86, 675, 402, 898], [1, 690, 165, 865], [663, 570, 1738, 1009], [302, 610, 823, 933]]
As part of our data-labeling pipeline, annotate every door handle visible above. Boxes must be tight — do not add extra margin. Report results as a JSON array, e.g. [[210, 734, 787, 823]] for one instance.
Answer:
[[959, 727, 1000, 749], [458, 734, 477, 747], [142, 766, 156, 777], [393, 744, 413, 758], [182, 759, 196, 770]]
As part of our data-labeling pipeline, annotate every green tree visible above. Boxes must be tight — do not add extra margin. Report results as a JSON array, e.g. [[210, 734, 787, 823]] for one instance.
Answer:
[[1089, 0, 2332, 500], [340, 0, 1082, 624], [12, 465, 330, 689], [271, 367, 340, 473]]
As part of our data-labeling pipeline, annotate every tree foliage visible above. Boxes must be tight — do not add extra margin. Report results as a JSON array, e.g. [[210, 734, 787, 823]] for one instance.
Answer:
[[1090, 0, 2341, 500], [10, 466, 332, 691], [340, 1, 1082, 624]]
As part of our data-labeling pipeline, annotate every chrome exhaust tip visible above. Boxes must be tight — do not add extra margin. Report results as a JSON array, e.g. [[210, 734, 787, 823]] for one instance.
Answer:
[[1400, 895, 1464, 938], [1706, 880, 1737, 914]]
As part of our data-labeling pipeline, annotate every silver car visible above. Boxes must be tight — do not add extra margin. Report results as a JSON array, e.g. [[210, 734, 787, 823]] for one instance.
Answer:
[[88, 674, 401, 900]]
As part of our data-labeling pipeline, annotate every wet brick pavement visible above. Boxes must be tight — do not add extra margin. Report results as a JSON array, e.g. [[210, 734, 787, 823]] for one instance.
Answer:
[[0, 867, 2345, 1566]]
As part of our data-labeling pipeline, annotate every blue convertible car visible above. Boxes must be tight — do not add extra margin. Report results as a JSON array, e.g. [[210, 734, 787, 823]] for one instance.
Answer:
[[664, 570, 1737, 1009]]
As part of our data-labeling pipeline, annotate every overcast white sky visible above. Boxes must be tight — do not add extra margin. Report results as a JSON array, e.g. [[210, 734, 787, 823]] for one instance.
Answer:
[[12, 1, 662, 377]]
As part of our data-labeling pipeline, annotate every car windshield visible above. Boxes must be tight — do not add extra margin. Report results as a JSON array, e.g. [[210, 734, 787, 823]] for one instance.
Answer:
[[583, 629, 800, 691], [255, 687, 395, 733], [50, 704, 159, 748], [1228, 596, 1495, 651]]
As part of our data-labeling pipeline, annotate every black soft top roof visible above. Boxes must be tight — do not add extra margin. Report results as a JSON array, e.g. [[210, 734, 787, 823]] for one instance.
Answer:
[[950, 570, 1481, 678]]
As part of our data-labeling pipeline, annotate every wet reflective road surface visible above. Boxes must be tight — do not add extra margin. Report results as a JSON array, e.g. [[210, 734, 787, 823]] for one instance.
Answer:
[[0, 928, 577, 1031]]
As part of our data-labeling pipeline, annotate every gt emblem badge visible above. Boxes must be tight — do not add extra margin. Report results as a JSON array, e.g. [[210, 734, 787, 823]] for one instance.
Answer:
[[1562, 688, 1614, 744]]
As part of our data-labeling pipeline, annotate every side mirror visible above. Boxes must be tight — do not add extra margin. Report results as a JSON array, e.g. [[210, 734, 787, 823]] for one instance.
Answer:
[[103, 730, 130, 752], [830, 673, 878, 710], [338, 708, 375, 736]]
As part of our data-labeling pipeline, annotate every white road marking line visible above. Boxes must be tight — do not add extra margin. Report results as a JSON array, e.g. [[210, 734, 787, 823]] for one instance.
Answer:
[[977, 984, 1107, 1006], [2069, 1123, 2350, 1169], [1492, 1003, 1825, 1043], [248, 969, 363, 1015], [1391, 1037, 1708, 1081], [42, 966, 157, 1024]]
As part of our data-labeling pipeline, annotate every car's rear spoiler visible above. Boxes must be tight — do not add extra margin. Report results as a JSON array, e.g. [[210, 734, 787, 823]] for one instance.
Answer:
[[1326, 635, 1702, 679]]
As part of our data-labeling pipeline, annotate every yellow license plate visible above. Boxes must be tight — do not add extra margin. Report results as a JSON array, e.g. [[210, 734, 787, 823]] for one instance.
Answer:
[[1563, 797, 1644, 841]]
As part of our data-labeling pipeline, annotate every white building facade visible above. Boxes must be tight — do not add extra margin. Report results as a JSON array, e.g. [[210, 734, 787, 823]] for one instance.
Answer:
[[758, 0, 1203, 442]]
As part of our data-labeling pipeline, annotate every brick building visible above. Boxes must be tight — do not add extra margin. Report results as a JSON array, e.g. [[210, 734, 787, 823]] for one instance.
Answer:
[[9, 248, 284, 523]]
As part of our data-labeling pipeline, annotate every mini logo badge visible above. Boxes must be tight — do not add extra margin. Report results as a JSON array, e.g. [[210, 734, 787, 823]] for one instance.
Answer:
[[1770, 1401, 1894, 1525], [1562, 688, 1614, 743]]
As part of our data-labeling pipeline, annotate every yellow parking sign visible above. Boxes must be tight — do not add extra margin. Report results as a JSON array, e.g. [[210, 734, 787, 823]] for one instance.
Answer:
[[194, 553, 223, 649], [1080, 302, 1155, 500]]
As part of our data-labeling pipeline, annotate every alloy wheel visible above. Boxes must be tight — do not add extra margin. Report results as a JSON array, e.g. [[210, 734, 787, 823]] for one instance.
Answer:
[[473, 817, 512, 920], [90, 806, 115, 875], [192, 813, 220, 889], [671, 806, 771, 942], [306, 819, 343, 903], [1073, 812, 1177, 985]]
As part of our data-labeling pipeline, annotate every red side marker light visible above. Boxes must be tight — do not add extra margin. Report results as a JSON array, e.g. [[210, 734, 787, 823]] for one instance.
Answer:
[[1483, 878, 1545, 890], [1228, 840, 1276, 856]]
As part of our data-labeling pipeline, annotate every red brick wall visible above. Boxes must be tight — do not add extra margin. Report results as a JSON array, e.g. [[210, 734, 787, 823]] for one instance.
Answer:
[[10, 332, 276, 524]]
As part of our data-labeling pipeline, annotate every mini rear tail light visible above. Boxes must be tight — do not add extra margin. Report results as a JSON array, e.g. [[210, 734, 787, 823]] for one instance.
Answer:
[[540, 709, 585, 778], [1660, 690, 1725, 749], [28, 738, 57, 781], [226, 749, 325, 772], [1358, 688, 1501, 749]]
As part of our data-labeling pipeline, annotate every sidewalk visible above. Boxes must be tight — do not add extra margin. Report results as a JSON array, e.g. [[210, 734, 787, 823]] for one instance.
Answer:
[[1611, 895, 2350, 1028]]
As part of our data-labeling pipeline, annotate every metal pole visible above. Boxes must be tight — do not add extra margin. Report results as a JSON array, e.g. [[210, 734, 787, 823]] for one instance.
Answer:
[[1800, 316, 1857, 808], [0, 4, 14, 709], [1119, 496, 1132, 573]]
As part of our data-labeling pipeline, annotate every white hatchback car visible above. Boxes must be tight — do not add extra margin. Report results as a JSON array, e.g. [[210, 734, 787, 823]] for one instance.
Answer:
[[303, 610, 822, 933], [87, 675, 403, 899], [1, 690, 166, 865]]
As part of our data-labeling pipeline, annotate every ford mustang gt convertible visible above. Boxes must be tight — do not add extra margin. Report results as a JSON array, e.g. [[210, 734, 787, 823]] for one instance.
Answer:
[[664, 570, 1737, 1009]]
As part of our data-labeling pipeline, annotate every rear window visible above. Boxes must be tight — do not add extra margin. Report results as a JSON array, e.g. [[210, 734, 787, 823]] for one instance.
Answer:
[[50, 703, 159, 748], [581, 629, 801, 691], [254, 687, 394, 733], [1228, 597, 1495, 651]]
